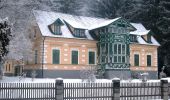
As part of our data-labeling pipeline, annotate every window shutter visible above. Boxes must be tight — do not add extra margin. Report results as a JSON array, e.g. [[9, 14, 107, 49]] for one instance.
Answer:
[[89, 51, 95, 64], [72, 51, 78, 64], [134, 54, 139, 66], [53, 49, 60, 64], [147, 55, 151, 66]]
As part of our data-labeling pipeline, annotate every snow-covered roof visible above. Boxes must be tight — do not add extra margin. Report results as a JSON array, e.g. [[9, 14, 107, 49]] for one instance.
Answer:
[[130, 23, 150, 35], [89, 17, 121, 30], [33, 10, 108, 40], [136, 36, 160, 46], [33, 10, 160, 46]]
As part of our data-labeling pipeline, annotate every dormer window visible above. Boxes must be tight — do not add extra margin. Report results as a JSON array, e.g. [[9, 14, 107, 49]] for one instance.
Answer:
[[48, 18, 64, 35], [73, 29, 86, 38]]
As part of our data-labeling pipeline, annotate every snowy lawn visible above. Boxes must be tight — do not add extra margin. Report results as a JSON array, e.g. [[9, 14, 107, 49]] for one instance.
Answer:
[[1, 76, 170, 83]]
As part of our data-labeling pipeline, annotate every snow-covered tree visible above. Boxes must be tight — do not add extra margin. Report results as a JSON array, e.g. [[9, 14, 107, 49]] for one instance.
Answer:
[[7, 33, 33, 62], [0, 18, 11, 79], [80, 66, 97, 83]]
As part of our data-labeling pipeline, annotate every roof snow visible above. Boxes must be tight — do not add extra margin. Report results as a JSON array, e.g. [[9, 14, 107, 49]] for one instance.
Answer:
[[89, 17, 121, 30], [130, 23, 150, 35], [33, 10, 160, 46]]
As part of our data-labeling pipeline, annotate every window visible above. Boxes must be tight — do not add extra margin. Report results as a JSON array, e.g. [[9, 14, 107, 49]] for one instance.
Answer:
[[49, 24, 62, 35], [109, 43, 113, 54], [122, 45, 125, 54], [52, 49, 60, 64], [130, 35, 137, 42], [122, 56, 125, 63], [117, 23, 125, 27], [35, 50, 38, 64], [134, 54, 139, 66], [54, 25, 61, 34], [114, 44, 117, 54], [118, 44, 121, 54], [72, 50, 78, 64], [113, 44, 126, 63], [74, 29, 85, 38], [48, 18, 63, 35], [147, 55, 151, 66], [89, 51, 95, 64]]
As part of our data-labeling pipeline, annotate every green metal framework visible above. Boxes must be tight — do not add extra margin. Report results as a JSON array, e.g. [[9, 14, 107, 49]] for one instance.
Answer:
[[96, 18, 135, 74]]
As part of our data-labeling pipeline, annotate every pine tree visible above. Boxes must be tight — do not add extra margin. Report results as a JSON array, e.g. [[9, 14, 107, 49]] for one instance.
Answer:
[[87, 0, 126, 19], [157, 0, 170, 72], [51, 0, 82, 15]]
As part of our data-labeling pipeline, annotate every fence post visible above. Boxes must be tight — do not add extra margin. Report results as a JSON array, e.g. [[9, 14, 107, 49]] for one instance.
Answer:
[[55, 79, 64, 100], [161, 79, 168, 100], [112, 78, 120, 100]]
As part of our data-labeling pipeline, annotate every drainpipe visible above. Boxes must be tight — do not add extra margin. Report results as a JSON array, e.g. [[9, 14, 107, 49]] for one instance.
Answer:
[[41, 37, 45, 78]]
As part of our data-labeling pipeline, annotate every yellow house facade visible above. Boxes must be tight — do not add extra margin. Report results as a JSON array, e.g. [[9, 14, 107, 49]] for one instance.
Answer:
[[23, 10, 160, 79]]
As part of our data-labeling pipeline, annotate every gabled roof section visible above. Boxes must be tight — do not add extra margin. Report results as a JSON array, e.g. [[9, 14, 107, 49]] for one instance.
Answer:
[[136, 36, 160, 46], [53, 18, 64, 25], [89, 17, 136, 31], [89, 17, 120, 30], [130, 23, 150, 35]]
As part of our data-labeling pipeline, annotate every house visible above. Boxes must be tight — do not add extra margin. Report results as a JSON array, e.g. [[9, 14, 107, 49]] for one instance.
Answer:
[[24, 10, 160, 79], [4, 60, 23, 76]]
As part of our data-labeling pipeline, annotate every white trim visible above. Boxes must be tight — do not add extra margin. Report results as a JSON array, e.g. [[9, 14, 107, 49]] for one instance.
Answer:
[[88, 49, 96, 65], [52, 47, 61, 64], [71, 49, 79, 64]]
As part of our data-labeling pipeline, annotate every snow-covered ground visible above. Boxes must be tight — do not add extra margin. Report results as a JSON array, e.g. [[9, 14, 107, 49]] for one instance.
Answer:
[[0, 76, 112, 83], [1, 76, 170, 83]]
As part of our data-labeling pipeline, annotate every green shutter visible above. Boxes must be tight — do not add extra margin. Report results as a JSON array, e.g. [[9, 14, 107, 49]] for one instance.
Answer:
[[147, 55, 151, 66], [53, 49, 60, 64], [89, 51, 95, 64], [134, 54, 139, 66], [72, 50, 78, 64]]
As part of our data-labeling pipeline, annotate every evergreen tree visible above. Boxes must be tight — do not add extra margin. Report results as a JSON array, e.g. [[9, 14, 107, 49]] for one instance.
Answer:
[[0, 19, 11, 62], [157, 0, 170, 71], [0, 18, 11, 79], [87, 0, 126, 19], [51, 0, 83, 15]]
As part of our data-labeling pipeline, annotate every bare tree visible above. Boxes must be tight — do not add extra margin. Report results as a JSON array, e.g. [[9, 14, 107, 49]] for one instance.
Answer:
[[80, 66, 97, 83]]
